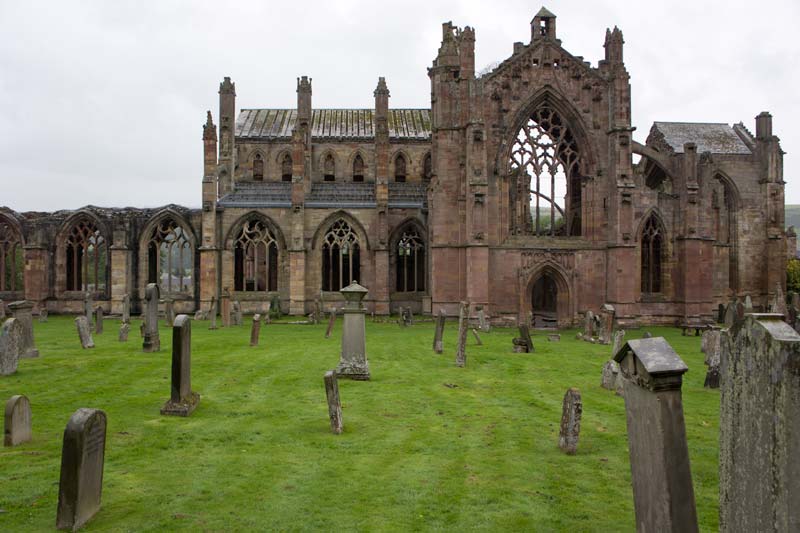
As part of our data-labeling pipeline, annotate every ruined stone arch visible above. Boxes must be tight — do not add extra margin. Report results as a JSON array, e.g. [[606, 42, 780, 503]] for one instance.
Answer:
[[55, 209, 110, 297], [632, 141, 676, 192], [138, 209, 198, 297], [310, 210, 370, 252], [389, 218, 428, 294], [0, 211, 25, 294], [521, 261, 574, 328], [225, 212, 287, 294], [224, 212, 287, 252]]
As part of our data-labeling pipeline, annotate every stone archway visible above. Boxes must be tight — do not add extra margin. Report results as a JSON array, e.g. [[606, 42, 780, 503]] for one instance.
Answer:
[[531, 273, 558, 327], [519, 257, 574, 328]]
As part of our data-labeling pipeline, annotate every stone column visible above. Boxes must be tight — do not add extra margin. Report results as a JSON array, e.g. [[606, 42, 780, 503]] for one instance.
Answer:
[[142, 283, 160, 352], [614, 337, 698, 533], [220, 288, 231, 327], [335, 282, 370, 380], [22, 245, 48, 306], [109, 244, 132, 316], [719, 314, 800, 532], [161, 315, 200, 416], [7, 301, 38, 358], [288, 250, 306, 316]]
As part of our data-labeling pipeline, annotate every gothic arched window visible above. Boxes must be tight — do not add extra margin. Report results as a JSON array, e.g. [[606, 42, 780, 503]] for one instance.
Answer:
[[714, 176, 738, 291], [253, 153, 264, 181], [423, 153, 432, 181], [641, 215, 663, 294], [65, 219, 107, 292], [0, 217, 23, 292], [323, 154, 335, 182], [353, 154, 365, 182], [234, 219, 279, 292], [281, 154, 293, 182], [322, 220, 360, 291], [509, 105, 582, 236], [394, 154, 407, 182], [395, 226, 425, 292], [147, 219, 193, 294]]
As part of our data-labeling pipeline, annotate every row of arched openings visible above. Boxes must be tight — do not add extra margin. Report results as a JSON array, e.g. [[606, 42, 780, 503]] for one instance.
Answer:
[[251, 151, 432, 183], [0, 218, 24, 292]]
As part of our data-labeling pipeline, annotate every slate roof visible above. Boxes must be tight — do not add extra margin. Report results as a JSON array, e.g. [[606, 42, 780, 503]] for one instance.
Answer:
[[217, 182, 428, 209], [217, 182, 292, 208], [648, 122, 752, 155], [236, 109, 432, 141]]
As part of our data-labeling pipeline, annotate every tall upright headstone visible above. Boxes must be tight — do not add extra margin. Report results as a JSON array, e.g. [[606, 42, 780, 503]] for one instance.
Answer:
[[83, 293, 92, 322], [4, 394, 32, 447], [325, 310, 336, 339], [700, 329, 721, 388], [558, 388, 582, 455], [164, 298, 175, 326], [0, 318, 22, 376], [263, 301, 272, 324], [160, 315, 200, 416], [582, 310, 595, 341], [324, 370, 343, 435], [613, 338, 698, 532], [724, 302, 736, 328], [432, 308, 445, 354], [772, 282, 788, 318], [75, 316, 95, 349], [250, 314, 262, 346], [717, 303, 725, 323], [743, 294, 754, 312], [56, 408, 107, 531], [208, 297, 217, 330], [121, 294, 130, 324], [611, 329, 626, 356], [719, 314, 800, 532], [597, 304, 615, 344], [8, 301, 38, 358], [232, 300, 243, 326], [221, 288, 232, 328], [455, 301, 469, 367], [94, 307, 103, 335], [118, 322, 129, 342], [335, 282, 370, 380], [142, 283, 160, 353]]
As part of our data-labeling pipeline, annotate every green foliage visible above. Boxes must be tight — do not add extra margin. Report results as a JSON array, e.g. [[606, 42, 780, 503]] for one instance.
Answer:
[[1, 318, 719, 531], [787, 258, 800, 294]]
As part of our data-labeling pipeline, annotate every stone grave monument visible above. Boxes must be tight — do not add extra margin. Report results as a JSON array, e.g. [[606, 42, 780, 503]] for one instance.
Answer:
[[8, 301, 38, 358], [4, 394, 32, 447], [558, 388, 582, 455], [250, 314, 261, 346], [324, 370, 343, 435], [160, 315, 200, 416], [75, 316, 95, 349], [335, 282, 370, 380], [0, 318, 22, 376], [455, 301, 469, 367], [142, 283, 160, 352]]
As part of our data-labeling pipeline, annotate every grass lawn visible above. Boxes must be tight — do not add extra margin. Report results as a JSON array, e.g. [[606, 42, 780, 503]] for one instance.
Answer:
[[1, 316, 718, 532]]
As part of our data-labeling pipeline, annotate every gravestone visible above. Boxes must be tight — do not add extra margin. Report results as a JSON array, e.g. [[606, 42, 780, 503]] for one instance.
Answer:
[[700, 329, 721, 388], [597, 304, 615, 345], [600, 360, 620, 391], [771, 282, 788, 317], [142, 283, 160, 352], [513, 324, 533, 353], [118, 322, 129, 342], [164, 298, 175, 326], [208, 297, 217, 330], [743, 294, 754, 312], [614, 338, 698, 532], [0, 318, 22, 376], [642, 331, 653, 339], [4, 394, 32, 447], [94, 306, 103, 335], [8, 301, 39, 358], [121, 294, 130, 324], [83, 292, 93, 322], [263, 301, 271, 324], [250, 314, 261, 346], [582, 310, 594, 341], [724, 302, 736, 328], [433, 308, 445, 354], [335, 282, 370, 380], [558, 388, 582, 455], [39, 309, 48, 323], [325, 310, 336, 339], [717, 303, 725, 323], [160, 315, 200, 416], [56, 408, 107, 531], [193, 309, 207, 321], [792, 291, 800, 310], [75, 316, 95, 349], [312, 299, 321, 325], [477, 306, 490, 333], [221, 288, 232, 327], [324, 370, 343, 435], [455, 301, 469, 367], [547, 334, 561, 342], [719, 314, 800, 532], [270, 294, 281, 320], [233, 300, 243, 326], [611, 329, 626, 356], [400, 307, 414, 326], [471, 329, 483, 346]]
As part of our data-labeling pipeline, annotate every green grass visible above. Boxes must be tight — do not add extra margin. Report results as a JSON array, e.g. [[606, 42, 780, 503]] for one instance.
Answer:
[[1, 317, 719, 532]]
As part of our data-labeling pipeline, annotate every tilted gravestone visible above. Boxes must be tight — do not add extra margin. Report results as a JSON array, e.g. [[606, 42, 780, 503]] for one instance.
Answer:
[[4, 394, 32, 447], [250, 314, 262, 347], [8, 301, 39, 358], [142, 283, 160, 352], [0, 318, 22, 376], [324, 370, 343, 435], [325, 310, 336, 339], [455, 301, 469, 367], [471, 329, 483, 346], [121, 293, 130, 324], [94, 306, 103, 335], [558, 388, 582, 455], [160, 315, 200, 416], [38, 309, 48, 323], [75, 316, 95, 349], [221, 288, 232, 328], [56, 408, 107, 531], [433, 308, 445, 354], [613, 337, 698, 532], [700, 329, 721, 388], [719, 314, 800, 532], [335, 282, 370, 380], [611, 329, 626, 356], [208, 297, 218, 330], [513, 324, 533, 353], [118, 322, 129, 342]]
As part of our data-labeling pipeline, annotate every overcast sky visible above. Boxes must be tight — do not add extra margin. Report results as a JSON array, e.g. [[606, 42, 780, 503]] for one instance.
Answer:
[[1, 0, 798, 211]]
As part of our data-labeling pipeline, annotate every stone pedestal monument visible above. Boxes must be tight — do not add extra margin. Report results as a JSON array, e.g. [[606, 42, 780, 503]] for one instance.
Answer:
[[335, 282, 370, 380]]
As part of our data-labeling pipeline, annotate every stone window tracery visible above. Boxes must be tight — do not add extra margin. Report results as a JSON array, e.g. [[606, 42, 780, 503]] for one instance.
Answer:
[[509, 105, 582, 236], [322, 220, 360, 291], [234, 219, 278, 292], [641, 215, 663, 294], [353, 154, 365, 182], [147, 219, 193, 294], [0, 218, 23, 292], [394, 154, 407, 182], [395, 226, 425, 292], [281, 154, 293, 182], [65, 219, 107, 293], [253, 153, 264, 181]]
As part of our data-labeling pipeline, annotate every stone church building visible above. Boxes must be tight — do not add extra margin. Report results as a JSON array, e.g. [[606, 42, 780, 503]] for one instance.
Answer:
[[0, 9, 788, 326]]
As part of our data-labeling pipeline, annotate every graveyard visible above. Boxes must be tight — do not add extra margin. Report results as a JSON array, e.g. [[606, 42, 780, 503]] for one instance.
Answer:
[[1, 315, 721, 531]]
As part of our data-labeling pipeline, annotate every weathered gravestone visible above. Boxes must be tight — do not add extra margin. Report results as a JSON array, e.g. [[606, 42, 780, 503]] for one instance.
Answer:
[[433, 308, 445, 354], [611, 329, 626, 356], [94, 306, 103, 335], [75, 316, 95, 349], [791, 291, 800, 310], [121, 293, 130, 324], [160, 315, 200, 416], [724, 302, 737, 328], [56, 408, 107, 531], [700, 329, 721, 388], [513, 324, 533, 353], [455, 301, 469, 367], [250, 314, 261, 346], [471, 329, 483, 346], [642, 331, 652, 339], [39, 309, 48, 323], [335, 282, 371, 380], [221, 288, 232, 327], [324, 370, 343, 435], [233, 300, 243, 326], [118, 322, 129, 342], [193, 309, 207, 321], [0, 318, 22, 376], [476, 306, 490, 333], [270, 294, 281, 320], [263, 301, 271, 324], [600, 360, 620, 391], [312, 299, 321, 325], [8, 301, 39, 358], [719, 314, 800, 532], [743, 294, 754, 312], [613, 337, 698, 532], [164, 298, 175, 326], [597, 304, 615, 345], [83, 293, 93, 323], [717, 303, 725, 323], [403, 307, 414, 326], [325, 310, 336, 339], [558, 388, 582, 455], [142, 283, 160, 352], [4, 394, 32, 447], [208, 297, 218, 330], [582, 310, 594, 341]]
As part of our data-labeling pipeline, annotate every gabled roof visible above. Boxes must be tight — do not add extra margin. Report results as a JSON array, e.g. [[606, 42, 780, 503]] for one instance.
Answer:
[[613, 337, 688, 375], [235, 109, 432, 141], [534, 6, 556, 19], [648, 122, 752, 155]]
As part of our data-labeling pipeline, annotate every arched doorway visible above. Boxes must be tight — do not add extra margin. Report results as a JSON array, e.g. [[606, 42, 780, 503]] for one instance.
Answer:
[[531, 273, 558, 328]]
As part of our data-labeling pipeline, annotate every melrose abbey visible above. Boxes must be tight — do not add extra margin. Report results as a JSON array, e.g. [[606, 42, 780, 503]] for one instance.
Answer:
[[0, 9, 788, 326]]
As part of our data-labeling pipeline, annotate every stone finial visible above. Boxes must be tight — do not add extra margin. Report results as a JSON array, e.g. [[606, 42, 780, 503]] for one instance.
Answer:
[[604, 25, 624, 63], [374, 77, 390, 97], [203, 110, 217, 141], [218, 76, 236, 95]]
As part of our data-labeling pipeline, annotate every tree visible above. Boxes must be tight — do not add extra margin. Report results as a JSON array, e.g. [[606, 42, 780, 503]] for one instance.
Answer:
[[787, 258, 800, 294]]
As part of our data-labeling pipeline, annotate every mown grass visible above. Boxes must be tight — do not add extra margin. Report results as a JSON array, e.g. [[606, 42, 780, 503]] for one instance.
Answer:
[[0, 316, 718, 532]]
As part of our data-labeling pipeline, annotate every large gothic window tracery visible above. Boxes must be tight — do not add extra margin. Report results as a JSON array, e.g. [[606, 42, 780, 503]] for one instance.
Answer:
[[641, 215, 664, 294], [395, 226, 425, 292], [147, 219, 193, 294], [0, 218, 23, 292], [65, 219, 107, 293], [322, 219, 360, 292], [234, 219, 279, 292], [509, 105, 582, 236]]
